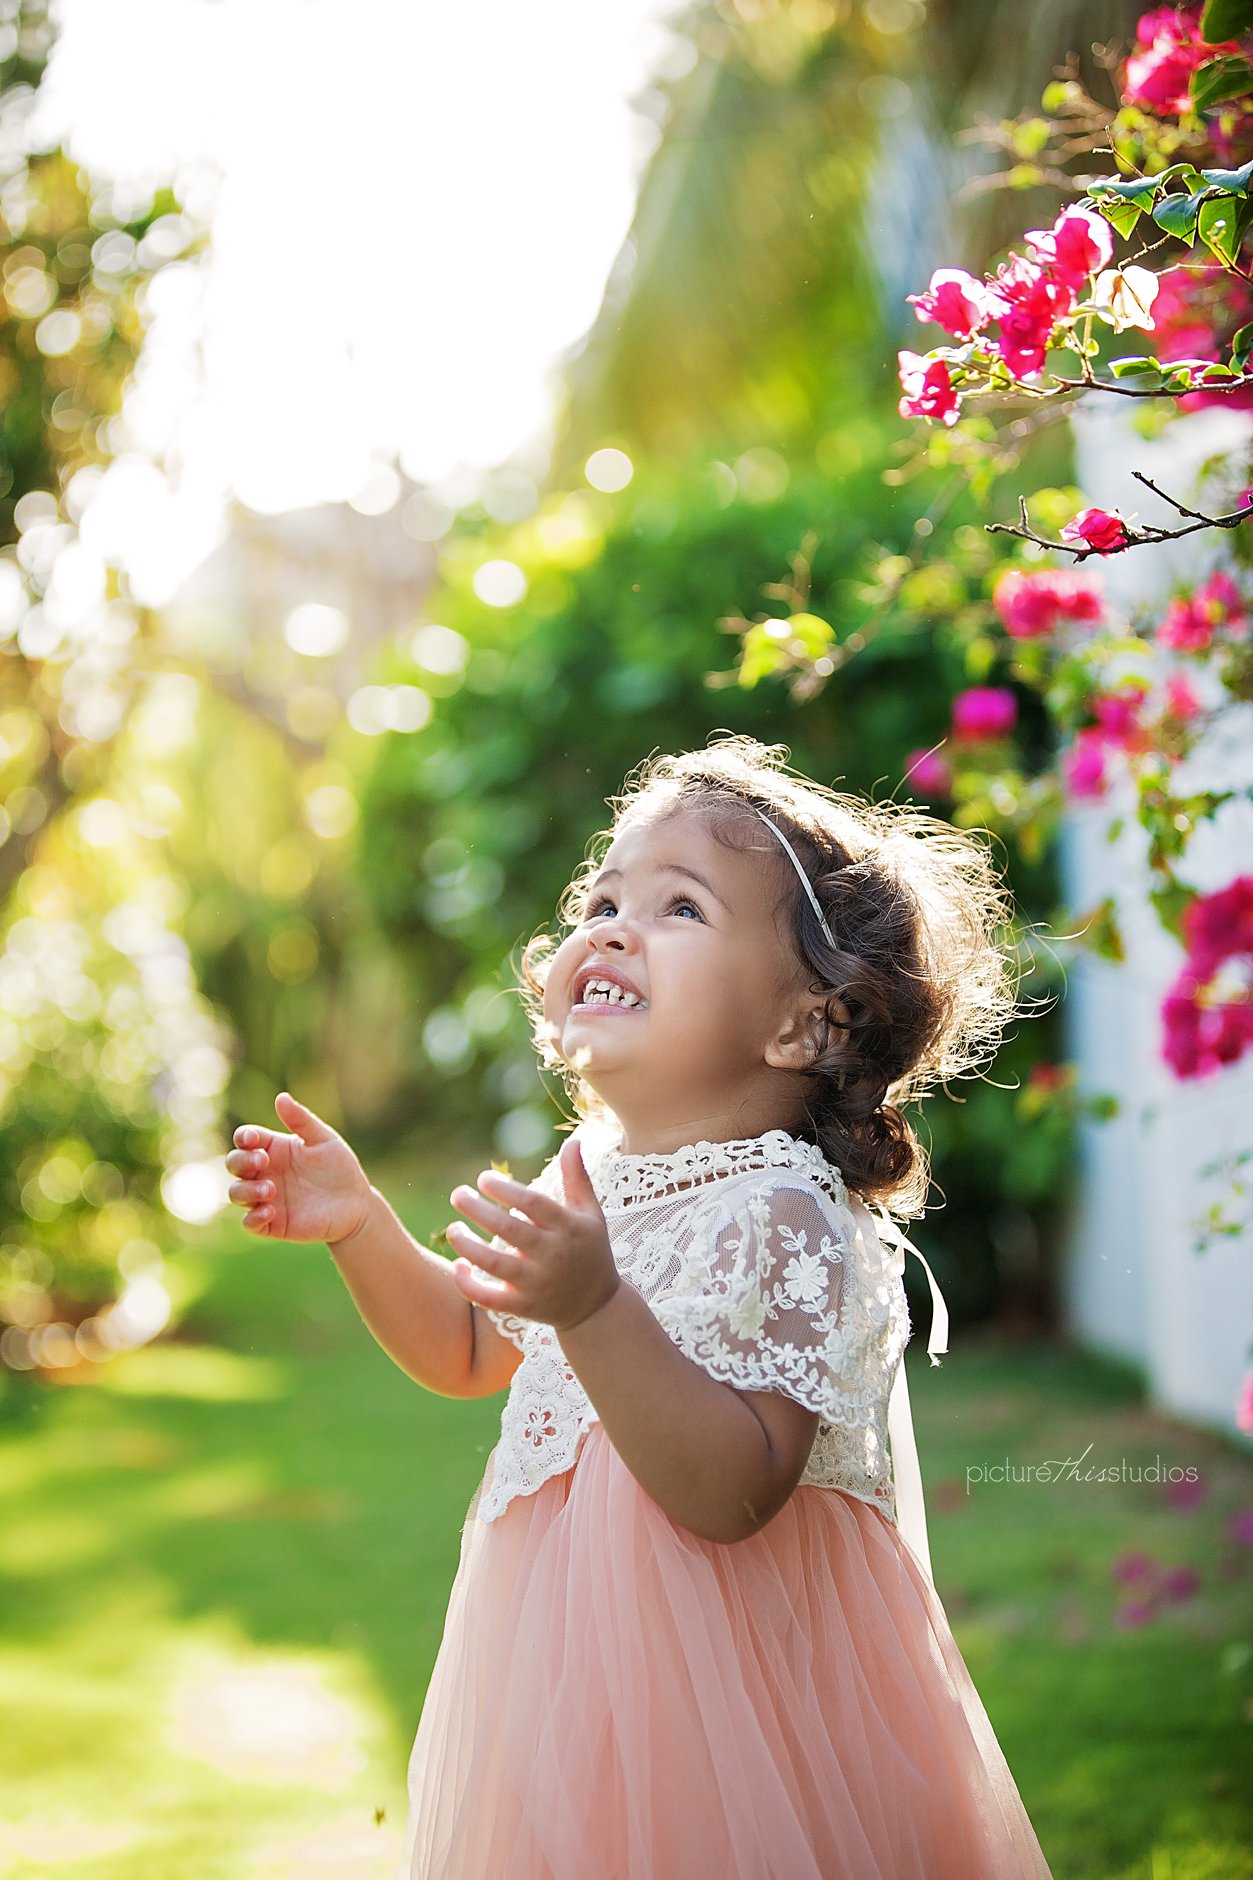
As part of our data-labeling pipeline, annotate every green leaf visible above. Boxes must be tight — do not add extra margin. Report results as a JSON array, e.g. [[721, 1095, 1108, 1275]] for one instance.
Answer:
[[1110, 355, 1162, 379], [1151, 189, 1206, 240], [1199, 157, 1253, 192], [1197, 361, 1239, 380], [1198, 192, 1248, 264], [1103, 199, 1144, 240], [1149, 879, 1196, 939], [1200, 0, 1253, 42], [1229, 321, 1253, 368], [1090, 174, 1165, 204], [1191, 54, 1253, 114]]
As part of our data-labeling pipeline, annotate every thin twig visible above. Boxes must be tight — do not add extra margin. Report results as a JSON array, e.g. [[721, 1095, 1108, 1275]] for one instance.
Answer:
[[986, 488, 1253, 561]]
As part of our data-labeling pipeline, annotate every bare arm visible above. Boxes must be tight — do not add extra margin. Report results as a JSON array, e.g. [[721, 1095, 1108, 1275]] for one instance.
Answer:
[[228, 1094, 510, 1401], [328, 1186, 479, 1398], [556, 1280, 819, 1544]]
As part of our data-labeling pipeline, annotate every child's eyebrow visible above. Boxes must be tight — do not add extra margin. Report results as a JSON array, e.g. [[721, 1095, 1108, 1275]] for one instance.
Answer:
[[591, 862, 731, 914]]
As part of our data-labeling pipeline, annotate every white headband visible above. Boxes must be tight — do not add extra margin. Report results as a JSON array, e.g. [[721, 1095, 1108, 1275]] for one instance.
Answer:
[[752, 808, 836, 949]]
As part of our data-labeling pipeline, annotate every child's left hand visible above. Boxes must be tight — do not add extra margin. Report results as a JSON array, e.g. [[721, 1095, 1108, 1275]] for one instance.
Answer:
[[446, 1137, 620, 1333]]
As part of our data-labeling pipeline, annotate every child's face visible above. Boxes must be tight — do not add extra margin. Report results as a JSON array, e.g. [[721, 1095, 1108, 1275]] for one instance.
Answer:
[[542, 809, 819, 1151]]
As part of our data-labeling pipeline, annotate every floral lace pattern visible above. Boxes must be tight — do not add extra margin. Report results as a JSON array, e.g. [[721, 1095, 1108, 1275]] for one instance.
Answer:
[[477, 1119, 911, 1526]]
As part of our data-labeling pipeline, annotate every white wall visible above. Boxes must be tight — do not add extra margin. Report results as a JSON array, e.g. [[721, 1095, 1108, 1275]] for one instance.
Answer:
[[1060, 398, 1253, 1439]]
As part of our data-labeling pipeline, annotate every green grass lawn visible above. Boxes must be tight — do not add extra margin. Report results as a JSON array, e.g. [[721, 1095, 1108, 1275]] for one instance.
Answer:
[[1, 1161, 1250, 1880]]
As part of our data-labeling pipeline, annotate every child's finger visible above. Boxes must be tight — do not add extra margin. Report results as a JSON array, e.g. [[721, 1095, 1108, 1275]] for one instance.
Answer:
[[558, 1135, 600, 1206], [233, 1123, 273, 1152], [274, 1090, 336, 1144], [229, 1178, 274, 1207], [445, 1222, 529, 1286], [476, 1169, 563, 1228], [451, 1184, 542, 1249], [226, 1146, 269, 1176]]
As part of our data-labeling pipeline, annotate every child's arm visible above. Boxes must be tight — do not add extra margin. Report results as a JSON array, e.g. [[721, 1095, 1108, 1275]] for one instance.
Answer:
[[227, 1091, 501, 1400], [448, 1140, 821, 1540], [557, 1280, 821, 1542]]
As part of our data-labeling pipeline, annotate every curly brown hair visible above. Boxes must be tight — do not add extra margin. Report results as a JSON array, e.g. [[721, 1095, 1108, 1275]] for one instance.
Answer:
[[518, 733, 1019, 1216]]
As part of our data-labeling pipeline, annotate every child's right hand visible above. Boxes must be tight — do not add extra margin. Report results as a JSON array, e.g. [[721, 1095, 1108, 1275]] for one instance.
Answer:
[[225, 1091, 372, 1245]]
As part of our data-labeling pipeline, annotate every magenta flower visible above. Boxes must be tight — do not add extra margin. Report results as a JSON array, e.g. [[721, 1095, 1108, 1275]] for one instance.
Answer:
[[1161, 1565, 1201, 1601], [1063, 728, 1108, 799], [1059, 507, 1131, 554], [903, 747, 952, 796], [993, 568, 1103, 639], [1237, 1374, 1253, 1436], [1161, 976, 1253, 1079], [897, 351, 963, 427], [907, 268, 992, 340], [1111, 1549, 1155, 1586], [1181, 876, 1253, 979], [1025, 206, 1115, 290], [1092, 684, 1150, 750], [1159, 571, 1246, 652], [952, 686, 1017, 742], [987, 254, 1075, 375], [1114, 1598, 1156, 1630], [1123, 5, 1236, 115], [1165, 1472, 1207, 1511], [1162, 672, 1202, 723]]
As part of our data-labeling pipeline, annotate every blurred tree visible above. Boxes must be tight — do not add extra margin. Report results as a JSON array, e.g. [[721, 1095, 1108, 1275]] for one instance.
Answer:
[[0, 0, 229, 1374]]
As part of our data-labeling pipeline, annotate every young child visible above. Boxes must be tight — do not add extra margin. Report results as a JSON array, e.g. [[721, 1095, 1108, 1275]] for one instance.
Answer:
[[226, 734, 1054, 1879]]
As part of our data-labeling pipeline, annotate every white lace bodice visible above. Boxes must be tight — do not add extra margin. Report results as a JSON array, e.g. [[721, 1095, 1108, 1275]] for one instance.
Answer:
[[476, 1119, 913, 1531]]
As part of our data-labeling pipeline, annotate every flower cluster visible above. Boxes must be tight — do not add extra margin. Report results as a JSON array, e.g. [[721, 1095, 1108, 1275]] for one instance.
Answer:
[[1159, 569, 1247, 650], [902, 685, 1019, 800], [898, 205, 1129, 426], [1161, 876, 1253, 1078], [1151, 262, 1253, 412], [1122, 4, 1238, 115], [993, 567, 1103, 638]]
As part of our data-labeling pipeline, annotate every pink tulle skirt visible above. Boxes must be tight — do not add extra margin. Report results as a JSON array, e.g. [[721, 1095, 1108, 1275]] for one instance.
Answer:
[[399, 1421, 1054, 1879]]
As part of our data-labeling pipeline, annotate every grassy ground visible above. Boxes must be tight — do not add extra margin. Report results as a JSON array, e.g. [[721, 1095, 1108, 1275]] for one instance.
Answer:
[[1, 1160, 1250, 1880]]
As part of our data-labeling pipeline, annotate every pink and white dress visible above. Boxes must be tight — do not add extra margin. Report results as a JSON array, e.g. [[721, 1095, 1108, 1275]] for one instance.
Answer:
[[398, 1121, 1055, 1879]]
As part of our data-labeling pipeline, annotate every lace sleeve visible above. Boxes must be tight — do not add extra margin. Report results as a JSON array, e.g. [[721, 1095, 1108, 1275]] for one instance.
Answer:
[[650, 1171, 886, 1426], [477, 1134, 571, 1352]]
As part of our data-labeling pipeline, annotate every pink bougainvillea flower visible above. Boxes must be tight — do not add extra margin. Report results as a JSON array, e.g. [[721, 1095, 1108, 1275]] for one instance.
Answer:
[[1160, 570, 1247, 651], [1165, 1472, 1207, 1511], [986, 253, 1075, 375], [907, 268, 992, 340], [1228, 1508, 1253, 1546], [1163, 672, 1203, 721], [1063, 727, 1109, 798], [903, 746, 952, 796], [993, 567, 1103, 638], [1181, 875, 1253, 979], [1059, 507, 1132, 554], [1114, 1598, 1157, 1629], [1093, 683, 1151, 751], [1025, 206, 1115, 289], [1161, 1565, 1201, 1601], [1122, 4, 1236, 115], [1111, 1549, 1155, 1586], [951, 685, 1017, 741], [1161, 976, 1253, 1078], [1237, 1374, 1253, 1436], [897, 350, 963, 427]]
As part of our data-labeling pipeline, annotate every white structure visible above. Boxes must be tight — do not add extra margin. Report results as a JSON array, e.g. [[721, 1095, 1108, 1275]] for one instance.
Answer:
[[1061, 399, 1253, 1440]]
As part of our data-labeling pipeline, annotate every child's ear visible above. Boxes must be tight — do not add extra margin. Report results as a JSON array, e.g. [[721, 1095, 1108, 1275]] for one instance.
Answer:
[[765, 990, 850, 1073]]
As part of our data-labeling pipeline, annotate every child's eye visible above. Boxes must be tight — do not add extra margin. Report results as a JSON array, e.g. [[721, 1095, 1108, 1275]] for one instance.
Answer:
[[581, 895, 703, 923]]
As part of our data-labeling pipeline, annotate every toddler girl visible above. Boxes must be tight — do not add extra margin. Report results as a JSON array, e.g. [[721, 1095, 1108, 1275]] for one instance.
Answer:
[[226, 733, 1054, 1879]]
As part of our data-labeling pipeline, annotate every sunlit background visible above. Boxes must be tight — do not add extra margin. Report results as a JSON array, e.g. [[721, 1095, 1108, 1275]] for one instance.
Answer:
[[2, 0, 1251, 1874]]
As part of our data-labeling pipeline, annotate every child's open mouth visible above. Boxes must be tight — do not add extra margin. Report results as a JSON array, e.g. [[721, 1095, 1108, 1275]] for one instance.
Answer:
[[571, 977, 647, 1014]]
